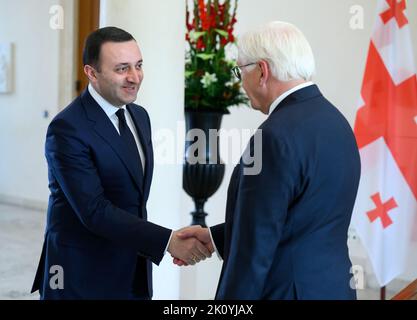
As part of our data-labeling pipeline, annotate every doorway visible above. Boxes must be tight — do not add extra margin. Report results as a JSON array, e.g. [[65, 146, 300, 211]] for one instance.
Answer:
[[76, 0, 100, 96]]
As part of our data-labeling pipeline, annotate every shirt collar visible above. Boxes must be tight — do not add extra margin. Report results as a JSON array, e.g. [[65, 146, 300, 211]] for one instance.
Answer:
[[268, 81, 314, 115], [88, 83, 126, 118]]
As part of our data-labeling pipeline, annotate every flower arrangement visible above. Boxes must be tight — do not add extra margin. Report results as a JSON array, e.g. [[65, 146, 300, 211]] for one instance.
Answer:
[[185, 0, 247, 112]]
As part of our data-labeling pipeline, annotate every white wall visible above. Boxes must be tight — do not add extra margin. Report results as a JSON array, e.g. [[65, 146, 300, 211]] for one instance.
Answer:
[[0, 0, 56, 205], [0, 0, 76, 208]]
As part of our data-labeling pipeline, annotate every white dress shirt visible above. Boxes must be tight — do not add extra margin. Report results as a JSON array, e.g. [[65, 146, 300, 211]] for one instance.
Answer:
[[268, 81, 314, 115], [88, 84, 145, 172], [208, 227, 222, 260]]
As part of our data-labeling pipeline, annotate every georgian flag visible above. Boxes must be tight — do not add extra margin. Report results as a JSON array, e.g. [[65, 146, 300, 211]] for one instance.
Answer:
[[351, 0, 417, 287]]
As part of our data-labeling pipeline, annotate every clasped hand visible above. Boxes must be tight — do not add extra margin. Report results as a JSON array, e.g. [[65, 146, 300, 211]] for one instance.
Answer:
[[167, 225, 213, 266]]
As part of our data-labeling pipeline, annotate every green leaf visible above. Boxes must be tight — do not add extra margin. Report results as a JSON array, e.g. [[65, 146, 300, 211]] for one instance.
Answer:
[[196, 53, 216, 61], [189, 31, 206, 41], [214, 29, 228, 37], [185, 70, 195, 78]]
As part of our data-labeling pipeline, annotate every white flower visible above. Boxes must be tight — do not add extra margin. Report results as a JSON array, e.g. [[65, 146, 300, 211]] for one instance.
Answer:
[[224, 43, 238, 61], [200, 72, 218, 88]]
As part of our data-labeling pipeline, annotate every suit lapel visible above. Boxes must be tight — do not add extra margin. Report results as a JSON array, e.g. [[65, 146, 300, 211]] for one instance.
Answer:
[[81, 90, 143, 195], [127, 104, 154, 201]]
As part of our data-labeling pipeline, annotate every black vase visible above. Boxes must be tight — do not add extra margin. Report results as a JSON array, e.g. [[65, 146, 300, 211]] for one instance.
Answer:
[[183, 110, 226, 227]]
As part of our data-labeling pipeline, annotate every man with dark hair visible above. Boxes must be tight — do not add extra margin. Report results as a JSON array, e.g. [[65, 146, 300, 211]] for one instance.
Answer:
[[82, 26, 135, 70], [31, 27, 212, 300]]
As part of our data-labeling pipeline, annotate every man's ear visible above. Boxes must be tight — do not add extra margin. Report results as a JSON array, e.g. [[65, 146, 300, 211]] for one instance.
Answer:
[[84, 65, 97, 82], [258, 60, 270, 86]]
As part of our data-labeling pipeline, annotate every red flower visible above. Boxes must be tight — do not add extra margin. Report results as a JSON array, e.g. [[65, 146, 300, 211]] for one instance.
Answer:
[[228, 30, 235, 43], [198, 0, 210, 31], [197, 38, 206, 50], [186, 2, 239, 55], [185, 1, 246, 111], [186, 2, 195, 32]]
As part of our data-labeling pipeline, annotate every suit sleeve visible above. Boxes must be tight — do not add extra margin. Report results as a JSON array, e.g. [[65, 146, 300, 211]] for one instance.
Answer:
[[210, 223, 225, 259], [45, 118, 171, 265], [216, 128, 300, 299]]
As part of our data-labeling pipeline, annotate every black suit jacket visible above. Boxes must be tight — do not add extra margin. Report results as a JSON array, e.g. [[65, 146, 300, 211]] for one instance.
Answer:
[[211, 85, 361, 300], [31, 89, 171, 299]]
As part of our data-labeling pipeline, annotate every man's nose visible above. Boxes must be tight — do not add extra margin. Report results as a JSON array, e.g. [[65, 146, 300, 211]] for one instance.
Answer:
[[127, 68, 141, 84]]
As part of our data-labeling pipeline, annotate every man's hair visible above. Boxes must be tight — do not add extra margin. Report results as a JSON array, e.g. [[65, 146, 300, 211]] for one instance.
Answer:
[[238, 21, 315, 81], [83, 26, 135, 71]]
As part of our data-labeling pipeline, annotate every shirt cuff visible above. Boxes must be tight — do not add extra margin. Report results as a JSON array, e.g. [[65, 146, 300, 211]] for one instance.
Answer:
[[164, 230, 174, 255], [208, 227, 222, 261]]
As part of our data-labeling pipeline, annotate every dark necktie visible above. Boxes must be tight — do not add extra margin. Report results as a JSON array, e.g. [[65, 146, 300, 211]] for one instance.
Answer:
[[116, 108, 144, 177]]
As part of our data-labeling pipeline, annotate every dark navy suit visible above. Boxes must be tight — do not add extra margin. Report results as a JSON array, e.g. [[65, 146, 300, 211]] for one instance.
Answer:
[[211, 85, 361, 300], [31, 90, 171, 299]]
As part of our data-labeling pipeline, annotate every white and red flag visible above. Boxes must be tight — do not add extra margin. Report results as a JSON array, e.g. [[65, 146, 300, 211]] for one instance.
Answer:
[[351, 0, 417, 287]]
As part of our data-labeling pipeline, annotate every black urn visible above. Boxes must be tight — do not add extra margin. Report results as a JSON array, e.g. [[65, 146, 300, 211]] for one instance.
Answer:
[[183, 110, 226, 227]]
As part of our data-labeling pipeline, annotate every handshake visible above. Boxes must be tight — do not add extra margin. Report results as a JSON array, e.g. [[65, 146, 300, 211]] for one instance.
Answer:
[[167, 225, 214, 266]]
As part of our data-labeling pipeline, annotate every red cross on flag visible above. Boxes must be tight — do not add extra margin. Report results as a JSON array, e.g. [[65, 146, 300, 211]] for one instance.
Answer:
[[351, 0, 417, 287]]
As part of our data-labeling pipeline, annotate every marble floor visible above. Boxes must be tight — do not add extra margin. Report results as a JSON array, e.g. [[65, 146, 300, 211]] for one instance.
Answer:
[[0, 203, 399, 300], [0, 204, 44, 299]]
